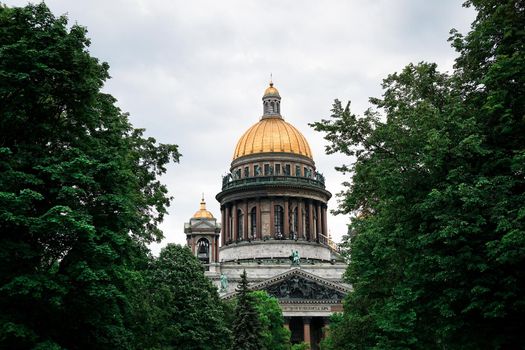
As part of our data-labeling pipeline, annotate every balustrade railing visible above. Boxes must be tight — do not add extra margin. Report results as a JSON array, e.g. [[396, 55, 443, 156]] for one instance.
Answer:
[[221, 174, 326, 190], [224, 232, 330, 246]]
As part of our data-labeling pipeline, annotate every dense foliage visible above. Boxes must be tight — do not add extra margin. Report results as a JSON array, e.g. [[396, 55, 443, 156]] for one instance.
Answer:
[[0, 4, 206, 349], [251, 290, 291, 350], [230, 271, 264, 350], [143, 244, 230, 350], [312, 0, 524, 349]]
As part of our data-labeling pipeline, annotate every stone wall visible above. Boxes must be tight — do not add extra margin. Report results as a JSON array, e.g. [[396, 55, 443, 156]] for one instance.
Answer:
[[220, 240, 335, 262], [214, 262, 348, 295]]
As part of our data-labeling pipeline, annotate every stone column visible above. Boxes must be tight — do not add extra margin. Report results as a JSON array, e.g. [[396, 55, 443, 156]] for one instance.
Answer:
[[317, 203, 322, 242], [226, 205, 231, 242], [221, 207, 226, 246], [270, 198, 275, 237], [303, 317, 312, 346], [215, 236, 219, 262], [298, 200, 304, 239], [321, 316, 330, 339], [256, 199, 261, 240], [322, 206, 328, 238], [284, 197, 290, 238], [244, 201, 249, 240], [232, 203, 238, 242], [308, 201, 314, 241], [284, 316, 291, 330], [210, 236, 214, 262]]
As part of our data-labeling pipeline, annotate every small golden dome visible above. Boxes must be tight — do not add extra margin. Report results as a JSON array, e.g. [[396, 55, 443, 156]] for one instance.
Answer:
[[263, 82, 280, 98], [233, 117, 312, 160], [193, 196, 214, 219]]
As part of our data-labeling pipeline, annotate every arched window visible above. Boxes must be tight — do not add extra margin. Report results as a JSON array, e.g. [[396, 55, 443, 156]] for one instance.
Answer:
[[197, 238, 210, 264], [270, 101, 275, 113], [274, 205, 284, 238], [276, 101, 280, 114], [250, 207, 257, 238]]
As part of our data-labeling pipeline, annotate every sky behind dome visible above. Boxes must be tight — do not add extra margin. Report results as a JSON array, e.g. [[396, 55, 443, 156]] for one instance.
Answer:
[[5, 0, 476, 253]]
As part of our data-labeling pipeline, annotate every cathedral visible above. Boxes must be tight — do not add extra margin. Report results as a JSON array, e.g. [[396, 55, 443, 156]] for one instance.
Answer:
[[184, 82, 349, 349]]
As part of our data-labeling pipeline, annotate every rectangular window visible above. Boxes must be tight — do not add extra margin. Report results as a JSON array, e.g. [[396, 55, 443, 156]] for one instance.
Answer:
[[254, 164, 261, 176], [284, 164, 291, 176], [275, 164, 281, 175], [295, 165, 301, 177], [244, 166, 249, 178], [264, 164, 270, 175]]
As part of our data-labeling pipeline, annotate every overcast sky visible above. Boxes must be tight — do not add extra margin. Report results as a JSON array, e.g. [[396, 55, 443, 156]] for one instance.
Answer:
[[6, 0, 476, 253]]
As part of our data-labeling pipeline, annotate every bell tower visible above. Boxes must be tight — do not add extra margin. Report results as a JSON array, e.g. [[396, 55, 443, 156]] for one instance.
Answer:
[[184, 196, 220, 274]]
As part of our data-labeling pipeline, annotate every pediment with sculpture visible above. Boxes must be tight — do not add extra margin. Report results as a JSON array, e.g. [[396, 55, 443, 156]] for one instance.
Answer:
[[250, 268, 350, 303]]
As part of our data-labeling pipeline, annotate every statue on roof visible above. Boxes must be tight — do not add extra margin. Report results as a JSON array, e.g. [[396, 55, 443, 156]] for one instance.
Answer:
[[219, 274, 229, 293], [290, 250, 300, 266]]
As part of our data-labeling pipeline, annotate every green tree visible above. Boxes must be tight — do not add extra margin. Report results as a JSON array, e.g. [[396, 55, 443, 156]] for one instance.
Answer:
[[319, 313, 343, 350], [311, 0, 524, 348], [146, 244, 230, 350], [0, 3, 179, 349], [291, 343, 310, 350], [231, 270, 264, 350], [251, 290, 291, 350]]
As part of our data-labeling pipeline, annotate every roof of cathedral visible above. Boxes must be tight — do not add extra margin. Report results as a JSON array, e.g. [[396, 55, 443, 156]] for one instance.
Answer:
[[192, 196, 214, 219], [233, 83, 312, 160]]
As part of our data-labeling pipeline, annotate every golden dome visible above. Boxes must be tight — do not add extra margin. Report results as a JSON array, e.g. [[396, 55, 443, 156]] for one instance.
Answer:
[[263, 82, 280, 97], [233, 117, 313, 160], [193, 196, 214, 219]]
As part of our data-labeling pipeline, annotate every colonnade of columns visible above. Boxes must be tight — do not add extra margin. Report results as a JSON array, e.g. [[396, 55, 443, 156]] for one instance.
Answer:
[[220, 197, 329, 246], [284, 316, 329, 349]]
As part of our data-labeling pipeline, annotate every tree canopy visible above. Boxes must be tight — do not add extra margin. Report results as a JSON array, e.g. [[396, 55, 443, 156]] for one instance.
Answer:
[[0, 3, 180, 349], [312, 0, 524, 348], [251, 290, 291, 350], [230, 271, 264, 350], [145, 244, 230, 350]]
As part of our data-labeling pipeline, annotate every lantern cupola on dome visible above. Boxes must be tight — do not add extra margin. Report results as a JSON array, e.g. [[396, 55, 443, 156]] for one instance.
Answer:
[[262, 81, 281, 117], [233, 82, 312, 160]]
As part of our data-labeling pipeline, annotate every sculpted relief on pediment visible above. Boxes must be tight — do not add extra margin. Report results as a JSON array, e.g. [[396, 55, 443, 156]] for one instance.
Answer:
[[262, 275, 346, 302]]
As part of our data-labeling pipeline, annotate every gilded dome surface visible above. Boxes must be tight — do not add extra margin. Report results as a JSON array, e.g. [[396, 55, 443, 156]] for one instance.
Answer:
[[263, 83, 280, 97], [233, 117, 312, 160], [193, 197, 214, 219]]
